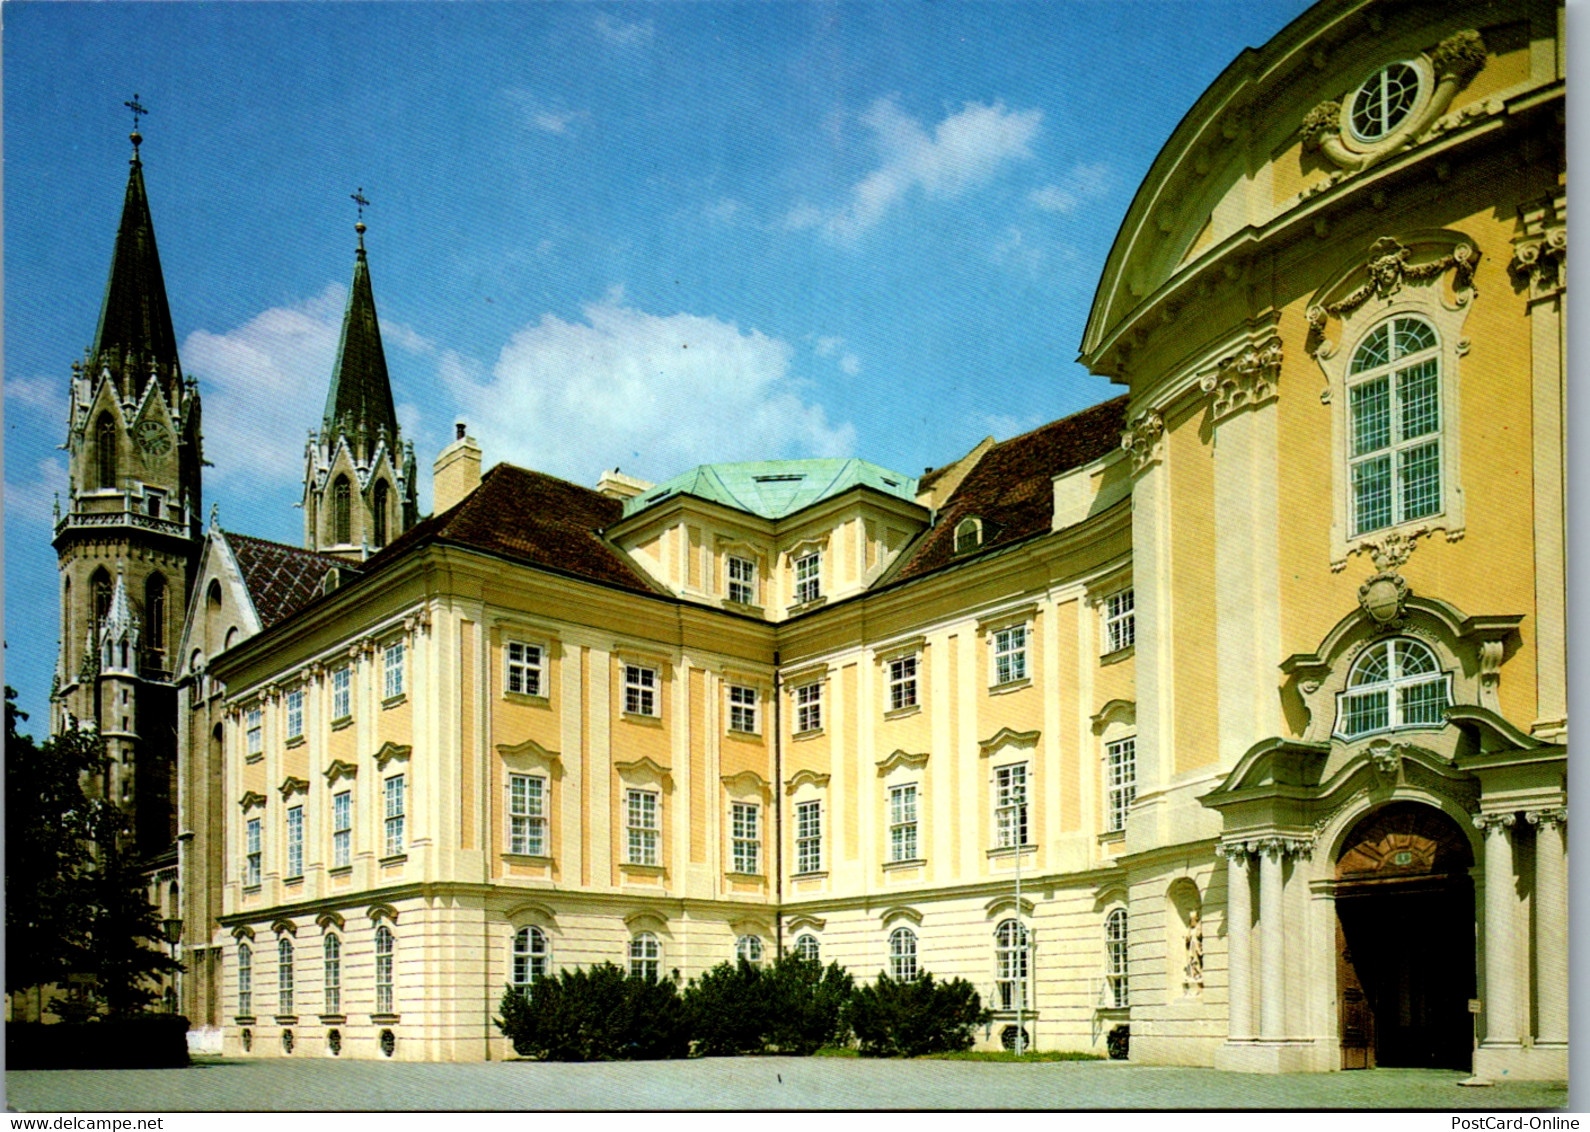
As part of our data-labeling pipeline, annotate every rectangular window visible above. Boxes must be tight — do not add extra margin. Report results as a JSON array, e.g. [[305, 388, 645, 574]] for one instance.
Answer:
[[279, 943, 295, 1016], [794, 552, 821, 605], [332, 790, 352, 869], [506, 641, 543, 697], [383, 774, 406, 858], [624, 664, 658, 717], [245, 706, 263, 757], [731, 801, 760, 874], [626, 789, 659, 866], [727, 555, 756, 605], [795, 682, 823, 734], [332, 666, 351, 720], [794, 800, 822, 874], [383, 640, 405, 700], [993, 625, 1028, 685], [728, 685, 758, 734], [1105, 589, 1135, 654], [995, 764, 1029, 849], [1351, 352, 1442, 534], [286, 689, 304, 741], [238, 947, 253, 1017], [285, 804, 304, 879], [323, 938, 341, 1015], [244, 816, 262, 888], [889, 783, 918, 862], [509, 773, 547, 856], [887, 655, 918, 712], [1106, 738, 1137, 834]]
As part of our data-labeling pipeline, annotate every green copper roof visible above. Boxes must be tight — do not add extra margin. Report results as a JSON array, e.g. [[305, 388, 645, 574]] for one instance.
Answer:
[[622, 459, 919, 520], [322, 236, 399, 442], [93, 152, 179, 373]]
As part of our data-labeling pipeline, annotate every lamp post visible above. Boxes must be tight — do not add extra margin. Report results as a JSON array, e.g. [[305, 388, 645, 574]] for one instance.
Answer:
[[161, 917, 183, 1015]]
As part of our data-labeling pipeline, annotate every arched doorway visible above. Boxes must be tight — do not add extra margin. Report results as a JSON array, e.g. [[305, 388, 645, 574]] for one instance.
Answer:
[[1335, 801, 1475, 1069]]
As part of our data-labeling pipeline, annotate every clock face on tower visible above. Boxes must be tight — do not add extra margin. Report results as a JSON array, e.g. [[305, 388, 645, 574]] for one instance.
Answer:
[[135, 419, 172, 456]]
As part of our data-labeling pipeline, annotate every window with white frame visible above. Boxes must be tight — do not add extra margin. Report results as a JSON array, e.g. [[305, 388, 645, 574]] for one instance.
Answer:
[[383, 774, 406, 857], [794, 551, 822, 605], [246, 706, 263, 757], [285, 804, 304, 879], [794, 933, 820, 961], [323, 935, 341, 1015], [995, 919, 1029, 1011], [992, 624, 1028, 685], [889, 783, 919, 862], [731, 801, 760, 874], [509, 773, 547, 856], [506, 641, 543, 697], [727, 555, 756, 605], [244, 816, 262, 888], [331, 666, 351, 720], [626, 789, 659, 866], [1104, 589, 1135, 654], [954, 516, 983, 553], [889, 927, 918, 981], [629, 932, 660, 980], [736, 934, 763, 965], [1106, 738, 1136, 834], [887, 655, 918, 712], [795, 800, 822, 874], [1348, 316, 1443, 535], [374, 925, 395, 1014], [1105, 908, 1129, 1008], [383, 640, 405, 700], [794, 682, 822, 734], [1336, 637, 1449, 738], [624, 664, 658, 717], [512, 926, 549, 995], [278, 938, 295, 1016], [332, 790, 352, 869], [286, 688, 305, 741], [994, 763, 1029, 849], [238, 943, 253, 1016], [728, 685, 758, 734], [1348, 61, 1423, 143]]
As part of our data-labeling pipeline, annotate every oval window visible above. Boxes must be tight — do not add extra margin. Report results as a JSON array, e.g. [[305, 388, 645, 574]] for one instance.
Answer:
[[1349, 62, 1422, 143]]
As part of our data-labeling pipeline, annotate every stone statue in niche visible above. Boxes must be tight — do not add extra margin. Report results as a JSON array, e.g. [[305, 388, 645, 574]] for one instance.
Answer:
[[1184, 910, 1204, 994]]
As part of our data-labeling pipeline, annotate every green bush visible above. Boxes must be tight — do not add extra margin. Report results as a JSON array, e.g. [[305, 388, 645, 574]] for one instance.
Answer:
[[6, 1015, 191, 1070], [495, 962, 688, 1061], [1106, 1024, 1130, 1060], [844, 972, 991, 1057], [684, 951, 853, 1056]]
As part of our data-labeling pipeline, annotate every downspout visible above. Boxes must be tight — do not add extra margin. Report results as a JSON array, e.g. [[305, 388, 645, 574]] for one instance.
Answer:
[[773, 650, 783, 955]]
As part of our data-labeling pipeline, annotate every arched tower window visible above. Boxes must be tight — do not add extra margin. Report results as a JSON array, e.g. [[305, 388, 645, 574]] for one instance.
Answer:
[[332, 476, 352, 546], [1348, 316, 1441, 536], [91, 569, 113, 645], [95, 412, 119, 489], [145, 574, 168, 662], [372, 481, 390, 548], [1336, 637, 1450, 738]]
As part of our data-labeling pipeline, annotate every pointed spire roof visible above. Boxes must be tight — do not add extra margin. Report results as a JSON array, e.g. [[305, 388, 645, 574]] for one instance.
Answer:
[[92, 140, 180, 374], [322, 220, 398, 442]]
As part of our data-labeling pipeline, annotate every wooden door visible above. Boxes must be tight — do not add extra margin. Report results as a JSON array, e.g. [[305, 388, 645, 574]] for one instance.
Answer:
[[1337, 911, 1374, 1070]]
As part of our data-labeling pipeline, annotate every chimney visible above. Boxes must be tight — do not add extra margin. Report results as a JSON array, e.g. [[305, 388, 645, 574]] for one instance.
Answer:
[[596, 467, 654, 501], [433, 422, 482, 513]]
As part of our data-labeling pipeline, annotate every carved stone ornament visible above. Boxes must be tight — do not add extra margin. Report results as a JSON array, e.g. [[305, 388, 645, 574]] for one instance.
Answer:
[[1358, 526, 1430, 572], [1217, 835, 1312, 861], [1365, 738, 1405, 778], [1525, 807, 1567, 830], [1357, 571, 1409, 625], [1200, 336, 1283, 421], [1120, 410, 1165, 472], [1472, 811, 1516, 833], [1510, 227, 1566, 297], [1307, 238, 1478, 348]]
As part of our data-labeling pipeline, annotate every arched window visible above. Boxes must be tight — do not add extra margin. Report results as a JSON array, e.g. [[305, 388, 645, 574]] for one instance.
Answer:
[[144, 574, 168, 661], [238, 943, 253, 1017], [323, 935, 342, 1015], [736, 934, 763, 966], [888, 927, 918, 981], [95, 412, 118, 489], [374, 925, 395, 1014], [372, 480, 390, 548], [954, 516, 982, 553], [332, 475, 352, 546], [1348, 316, 1441, 536], [512, 926, 549, 994], [794, 933, 820, 961], [1336, 637, 1449, 738], [90, 569, 113, 645], [278, 938, 295, 1016], [1105, 908, 1129, 1008], [629, 932, 660, 980], [994, 919, 1028, 1010]]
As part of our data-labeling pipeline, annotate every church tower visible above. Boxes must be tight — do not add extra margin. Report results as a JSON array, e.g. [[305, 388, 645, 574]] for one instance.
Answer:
[[53, 105, 202, 859], [302, 198, 419, 559]]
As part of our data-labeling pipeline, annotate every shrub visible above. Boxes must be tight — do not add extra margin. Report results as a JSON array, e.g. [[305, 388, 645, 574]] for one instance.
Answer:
[[844, 973, 991, 1057], [1106, 1024, 1130, 1060], [684, 952, 853, 1056], [6, 1015, 191, 1070], [495, 962, 689, 1061]]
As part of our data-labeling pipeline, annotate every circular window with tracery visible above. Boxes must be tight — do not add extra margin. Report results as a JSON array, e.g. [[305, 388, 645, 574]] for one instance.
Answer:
[[1349, 62, 1423, 143]]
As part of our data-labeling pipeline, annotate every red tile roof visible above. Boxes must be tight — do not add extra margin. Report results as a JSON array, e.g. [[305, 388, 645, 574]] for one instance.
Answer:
[[226, 533, 353, 628], [888, 395, 1130, 584]]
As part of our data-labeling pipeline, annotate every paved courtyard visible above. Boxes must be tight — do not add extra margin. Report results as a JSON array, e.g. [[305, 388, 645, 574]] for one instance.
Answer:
[[4, 1057, 1570, 1111]]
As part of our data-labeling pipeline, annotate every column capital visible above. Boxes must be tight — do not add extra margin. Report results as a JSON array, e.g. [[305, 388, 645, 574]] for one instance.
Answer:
[[1472, 811, 1517, 833], [1257, 834, 1313, 861], [1525, 807, 1567, 830], [1215, 839, 1252, 862]]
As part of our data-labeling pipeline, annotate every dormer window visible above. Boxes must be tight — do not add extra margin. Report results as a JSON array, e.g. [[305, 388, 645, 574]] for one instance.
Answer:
[[954, 517, 983, 553], [1348, 62, 1423, 143]]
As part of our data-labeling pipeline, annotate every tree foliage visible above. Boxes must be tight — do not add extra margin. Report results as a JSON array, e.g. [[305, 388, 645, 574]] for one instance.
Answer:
[[684, 951, 853, 1056], [496, 962, 689, 1061], [844, 972, 991, 1057]]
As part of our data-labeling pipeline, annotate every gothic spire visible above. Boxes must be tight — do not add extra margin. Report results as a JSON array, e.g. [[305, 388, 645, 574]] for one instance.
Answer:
[[322, 194, 398, 444]]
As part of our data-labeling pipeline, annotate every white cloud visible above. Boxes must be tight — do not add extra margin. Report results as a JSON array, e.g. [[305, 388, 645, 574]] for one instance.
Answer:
[[446, 297, 855, 486], [792, 97, 1041, 241], [593, 13, 654, 49], [503, 90, 587, 136], [991, 225, 1042, 273], [4, 456, 67, 526], [1029, 161, 1115, 214], [5, 375, 63, 415], [812, 335, 861, 377]]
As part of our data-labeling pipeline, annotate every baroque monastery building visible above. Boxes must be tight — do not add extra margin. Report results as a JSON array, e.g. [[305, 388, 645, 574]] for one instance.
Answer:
[[53, 0, 1565, 1076]]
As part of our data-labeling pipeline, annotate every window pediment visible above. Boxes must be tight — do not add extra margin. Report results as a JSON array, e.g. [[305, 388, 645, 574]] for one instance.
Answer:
[[785, 914, 826, 934], [979, 727, 1040, 758], [616, 755, 673, 791], [876, 749, 929, 776], [323, 759, 357, 786], [367, 903, 399, 926], [374, 741, 412, 770], [720, 769, 769, 799], [880, 905, 922, 927], [785, 768, 830, 795], [497, 738, 561, 773], [239, 791, 267, 813]]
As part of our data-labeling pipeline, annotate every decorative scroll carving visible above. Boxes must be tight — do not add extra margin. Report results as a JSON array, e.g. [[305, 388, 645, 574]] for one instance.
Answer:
[[1365, 738, 1406, 779], [1308, 239, 1477, 343], [1472, 811, 1516, 834], [1200, 336, 1283, 421], [1120, 410, 1165, 473], [1477, 639, 1504, 709], [1429, 30, 1488, 81], [1300, 100, 1341, 151], [1511, 227, 1566, 297], [1357, 571, 1410, 625], [1218, 834, 1312, 861], [1525, 808, 1567, 830]]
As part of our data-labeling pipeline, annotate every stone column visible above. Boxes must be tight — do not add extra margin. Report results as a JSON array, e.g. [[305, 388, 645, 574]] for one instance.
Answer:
[[1220, 842, 1254, 1040], [1526, 808, 1568, 1047], [1258, 838, 1287, 1040], [1475, 812, 1521, 1048]]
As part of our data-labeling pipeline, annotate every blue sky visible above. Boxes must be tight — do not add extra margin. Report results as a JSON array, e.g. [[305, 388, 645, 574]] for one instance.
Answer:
[[4, 0, 1316, 722]]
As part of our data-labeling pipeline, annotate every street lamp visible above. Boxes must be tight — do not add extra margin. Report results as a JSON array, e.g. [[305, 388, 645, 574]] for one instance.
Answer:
[[161, 917, 183, 1014]]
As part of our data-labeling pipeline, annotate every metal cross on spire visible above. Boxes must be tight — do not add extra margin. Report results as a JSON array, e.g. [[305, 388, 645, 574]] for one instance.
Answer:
[[125, 93, 148, 152], [351, 187, 370, 249]]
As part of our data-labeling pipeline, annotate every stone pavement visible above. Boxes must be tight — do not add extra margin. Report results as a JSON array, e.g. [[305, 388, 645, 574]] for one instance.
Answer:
[[4, 1057, 1570, 1112]]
